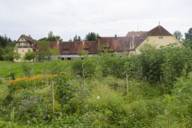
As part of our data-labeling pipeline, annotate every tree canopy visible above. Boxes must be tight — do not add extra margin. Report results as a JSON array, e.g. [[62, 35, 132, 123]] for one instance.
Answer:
[[184, 28, 192, 48], [39, 31, 61, 42], [73, 35, 81, 41], [85, 32, 99, 41], [0, 35, 12, 48], [185, 28, 192, 41], [173, 31, 182, 41]]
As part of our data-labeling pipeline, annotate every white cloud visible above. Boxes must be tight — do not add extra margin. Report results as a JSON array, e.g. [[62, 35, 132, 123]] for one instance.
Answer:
[[0, 0, 191, 40]]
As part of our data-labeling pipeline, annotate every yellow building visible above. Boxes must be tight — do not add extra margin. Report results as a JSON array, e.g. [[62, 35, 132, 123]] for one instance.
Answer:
[[14, 35, 37, 62], [135, 25, 180, 53], [97, 25, 180, 55]]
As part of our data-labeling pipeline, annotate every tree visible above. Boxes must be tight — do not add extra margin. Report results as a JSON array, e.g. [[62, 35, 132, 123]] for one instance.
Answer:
[[184, 28, 192, 48], [85, 32, 99, 41], [0, 35, 14, 61], [73, 35, 81, 41], [47, 31, 61, 41], [48, 31, 54, 39], [38, 31, 61, 42], [36, 40, 51, 61], [173, 31, 182, 41], [24, 51, 36, 61], [1, 46, 15, 61], [185, 28, 192, 41], [0, 35, 12, 48]]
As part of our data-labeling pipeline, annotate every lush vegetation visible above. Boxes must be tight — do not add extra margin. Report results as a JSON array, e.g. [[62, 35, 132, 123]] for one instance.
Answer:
[[0, 28, 192, 127], [0, 35, 16, 61], [0, 44, 192, 127]]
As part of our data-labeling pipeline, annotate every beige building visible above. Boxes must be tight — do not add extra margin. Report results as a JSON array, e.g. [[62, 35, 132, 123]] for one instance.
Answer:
[[97, 25, 180, 55], [14, 35, 37, 62], [135, 25, 180, 53]]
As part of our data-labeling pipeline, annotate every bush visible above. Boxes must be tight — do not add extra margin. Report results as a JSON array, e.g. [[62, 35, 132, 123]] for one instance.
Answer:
[[72, 58, 96, 78], [139, 45, 164, 83], [24, 51, 36, 61], [101, 54, 126, 78], [83, 85, 124, 127]]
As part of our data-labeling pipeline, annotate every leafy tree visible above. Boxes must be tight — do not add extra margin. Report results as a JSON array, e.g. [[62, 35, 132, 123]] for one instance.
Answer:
[[1, 46, 15, 61], [139, 45, 164, 83], [39, 31, 61, 42], [73, 35, 81, 41], [48, 31, 54, 39], [101, 54, 126, 78], [24, 51, 36, 61], [47, 31, 61, 41], [184, 28, 192, 48], [0, 35, 15, 61], [72, 58, 96, 78], [185, 28, 192, 41], [173, 31, 182, 41], [85, 32, 99, 41], [36, 40, 51, 61], [0, 35, 12, 48]]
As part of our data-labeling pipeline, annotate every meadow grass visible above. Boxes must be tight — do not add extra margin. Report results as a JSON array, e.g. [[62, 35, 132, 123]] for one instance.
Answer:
[[0, 60, 70, 78]]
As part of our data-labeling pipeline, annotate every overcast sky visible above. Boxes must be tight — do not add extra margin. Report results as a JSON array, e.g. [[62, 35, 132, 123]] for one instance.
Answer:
[[0, 0, 191, 40]]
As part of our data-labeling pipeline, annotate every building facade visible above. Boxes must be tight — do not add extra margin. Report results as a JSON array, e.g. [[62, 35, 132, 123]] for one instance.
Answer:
[[14, 35, 37, 62], [59, 25, 180, 59], [15, 25, 180, 61]]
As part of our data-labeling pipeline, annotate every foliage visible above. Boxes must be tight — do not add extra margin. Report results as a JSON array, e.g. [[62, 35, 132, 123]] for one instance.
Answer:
[[185, 28, 192, 41], [0, 35, 12, 48], [22, 64, 33, 77], [85, 32, 99, 41], [0, 35, 15, 61], [101, 53, 126, 78], [24, 51, 36, 61], [0, 83, 9, 102], [36, 40, 51, 61], [0, 45, 192, 127], [73, 35, 81, 41], [47, 31, 61, 41], [139, 45, 164, 83], [0, 46, 15, 61], [72, 58, 96, 78], [39, 31, 61, 42], [184, 28, 192, 48], [174, 31, 182, 41]]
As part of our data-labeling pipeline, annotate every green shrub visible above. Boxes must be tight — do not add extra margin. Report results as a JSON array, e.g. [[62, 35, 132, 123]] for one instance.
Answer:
[[101, 54, 126, 78], [72, 58, 96, 78], [139, 45, 164, 83], [84, 85, 124, 127]]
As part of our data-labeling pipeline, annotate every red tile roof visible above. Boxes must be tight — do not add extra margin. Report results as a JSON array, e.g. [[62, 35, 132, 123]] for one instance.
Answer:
[[59, 25, 173, 55], [148, 25, 172, 36], [59, 41, 97, 55]]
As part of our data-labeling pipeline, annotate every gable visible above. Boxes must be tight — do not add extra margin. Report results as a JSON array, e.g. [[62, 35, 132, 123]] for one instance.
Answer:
[[19, 37, 26, 42], [148, 25, 172, 36]]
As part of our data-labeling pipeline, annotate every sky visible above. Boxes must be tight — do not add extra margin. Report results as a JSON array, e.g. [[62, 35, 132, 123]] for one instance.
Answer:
[[0, 0, 191, 41]]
